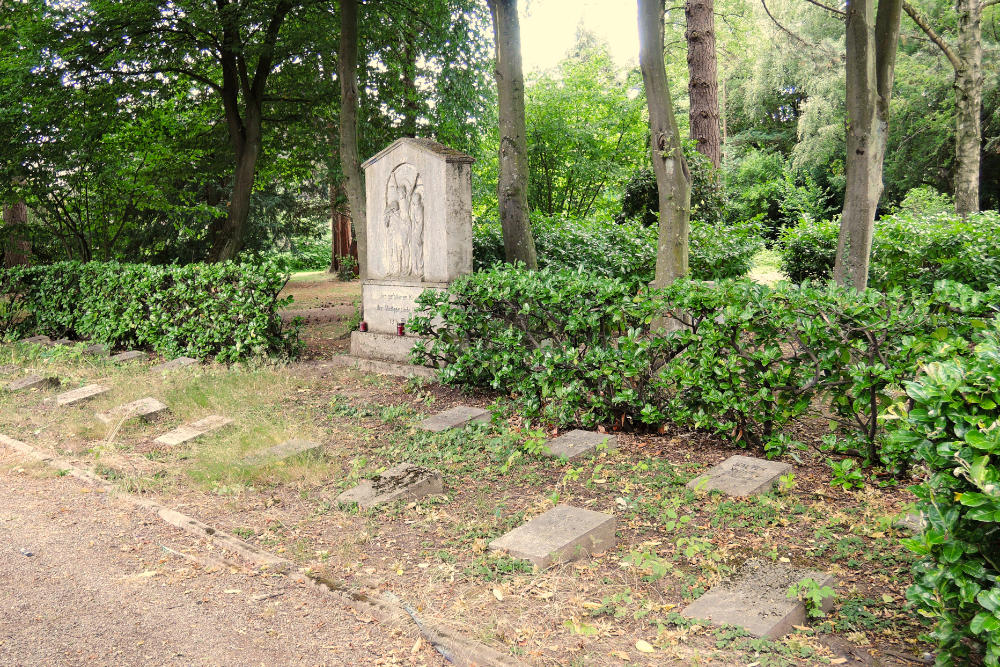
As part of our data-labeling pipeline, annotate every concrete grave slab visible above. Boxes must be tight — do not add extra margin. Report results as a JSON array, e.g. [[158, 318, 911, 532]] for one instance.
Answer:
[[895, 511, 926, 533], [687, 455, 792, 497], [488, 505, 616, 569], [241, 439, 322, 466], [82, 344, 110, 356], [5, 374, 59, 392], [336, 463, 443, 509], [110, 351, 146, 363], [681, 559, 836, 639], [96, 397, 168, 425], [21, 335, 51, 345], [0, 365, 17, 375], [417, 405, 490, 433], [56, 384, 109, 406], [154, 415, 232, 447], [544, 430, 617, 460], [154, 356, 199, 372], [50, 338, 73, 346]]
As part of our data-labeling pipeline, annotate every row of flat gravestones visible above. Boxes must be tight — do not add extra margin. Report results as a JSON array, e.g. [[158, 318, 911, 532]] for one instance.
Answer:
[[336, 405, 836, 640], [3, 338, 835, 639]]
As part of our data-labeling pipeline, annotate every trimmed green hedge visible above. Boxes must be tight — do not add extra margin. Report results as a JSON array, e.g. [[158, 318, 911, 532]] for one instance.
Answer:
[[780, 210, 1000, 291], [3, 261, 301, 362], [411, 266, 999, 465]]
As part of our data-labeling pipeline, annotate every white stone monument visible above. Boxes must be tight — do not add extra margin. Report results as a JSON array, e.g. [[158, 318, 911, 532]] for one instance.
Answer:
[[350, 138, 475, 364]]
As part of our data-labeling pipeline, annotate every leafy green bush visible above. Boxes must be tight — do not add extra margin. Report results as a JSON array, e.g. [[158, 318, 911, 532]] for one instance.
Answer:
[[892, 327, 1000, 665], [4, 261, 301, 361], [412, 266, 999, 465], [473, 216, 761, 286], [779, 209, 1000, 291], [266, 235, 330, 273]]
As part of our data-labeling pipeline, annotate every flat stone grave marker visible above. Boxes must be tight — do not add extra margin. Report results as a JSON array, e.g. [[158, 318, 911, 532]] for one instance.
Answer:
[[241, 439, 322, 466], [0, 365, 17, 375], [51, 338, 73, 346], [489, 505, 616, 569], [96, 397, 168, 425], [337, 463, 443, 509], [110, 351, 146, 363], [154, 356, 199, 372], [417, 405, 490, 433], [5, 374, 59, 392], [895, 511, 926, 533], [56, 384, 109, 407], [687, 455, 792, 497], [21, 335, 50, 345], [681, 559, 836, 638], [154, 415, 232, 447], [544, 430, 617, 460], [82, 344, 109, 356]]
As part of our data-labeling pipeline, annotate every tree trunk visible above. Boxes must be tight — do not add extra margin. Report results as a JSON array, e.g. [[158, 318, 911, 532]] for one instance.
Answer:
[[487, 0, 538, 269], [833, 0, 902, 290], [2, 199, 30, 267], [902, 0, 983, 216], [401, 29, 419, 138], [953, 0, 982, 215], [210, 112, 261, 262], [339, 0, 368, 281], [638, 0, 692, 287], [685, 0, 721, 169]]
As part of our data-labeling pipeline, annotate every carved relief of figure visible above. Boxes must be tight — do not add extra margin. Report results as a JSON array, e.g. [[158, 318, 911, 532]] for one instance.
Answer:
[[382, 163, 424, 279]]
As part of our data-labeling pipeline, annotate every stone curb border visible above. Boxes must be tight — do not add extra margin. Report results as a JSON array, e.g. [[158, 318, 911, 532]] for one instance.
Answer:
[[0, 433, 523, 667]]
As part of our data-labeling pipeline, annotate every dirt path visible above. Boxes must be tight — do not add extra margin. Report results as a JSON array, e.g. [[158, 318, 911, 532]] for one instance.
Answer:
[[0, 454, 442, 667]]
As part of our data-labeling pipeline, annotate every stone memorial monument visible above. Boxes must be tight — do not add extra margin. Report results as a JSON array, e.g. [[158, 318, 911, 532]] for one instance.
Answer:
[[350, 138, 475, 364]]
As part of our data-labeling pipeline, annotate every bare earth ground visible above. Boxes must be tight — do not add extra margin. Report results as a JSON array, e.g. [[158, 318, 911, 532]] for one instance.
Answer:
[[0, 274, 935, 666], [0, 453, 441, 666]]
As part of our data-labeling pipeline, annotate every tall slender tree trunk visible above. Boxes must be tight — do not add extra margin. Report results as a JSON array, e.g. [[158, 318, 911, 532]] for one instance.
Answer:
[[901, 0, 982, 216], [2, 199, 29, 267], [339, 0, 368, 281], [953, 0, 982, 215], [834, 0, 902, 290], [685, 0, 721, 169], [401, 29, 419, 138], [487, 0, 538, 269], [211, 109, 261, 262], [638, 0, 692, 286]]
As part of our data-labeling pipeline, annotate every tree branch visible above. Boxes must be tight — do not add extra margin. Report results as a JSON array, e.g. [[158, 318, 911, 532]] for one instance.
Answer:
[[760, 0, 809, 46], [805, 0, 846, 18], [901, 0, 961, 70]]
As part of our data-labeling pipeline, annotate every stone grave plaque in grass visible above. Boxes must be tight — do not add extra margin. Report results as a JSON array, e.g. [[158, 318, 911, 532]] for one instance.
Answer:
[[56, 384, 109, 406], [0, 365, 17, 375], [154, 415, 232, 447], [110, 351, 146, 363], [5, 374, 59, 392], [82, 344, 109, 357], [21, 335, 51, 345], [544, 430, 617, 460], [895, 511, 926, 534], [154, 357, 199, 372], [336, 463, 443, 509], [241, 439, 322, 466], [686, 455, 792, 497], [488, 505, 616, 569], [681, 559, 836, 639], [96, 397, 168, 425], [51, 338, 73, 346], [417, 405, 490, 433]]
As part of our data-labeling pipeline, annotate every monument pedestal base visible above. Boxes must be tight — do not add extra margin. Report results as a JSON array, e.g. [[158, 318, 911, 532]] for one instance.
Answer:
[[350, 331, 427, 365]]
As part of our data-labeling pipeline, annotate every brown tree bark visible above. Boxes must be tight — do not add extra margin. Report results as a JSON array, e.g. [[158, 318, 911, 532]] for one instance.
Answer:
[[401, 28, 419, 139], [638, 0, 692, 286], [207, 0, 295, 262], [902, 0, 985, 216], [833, 0, 902, 290], [685, 0, 721, 169], [2, 200, 30, 267], [487, 0, 538, 269], [339, 0, 368, 281]]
